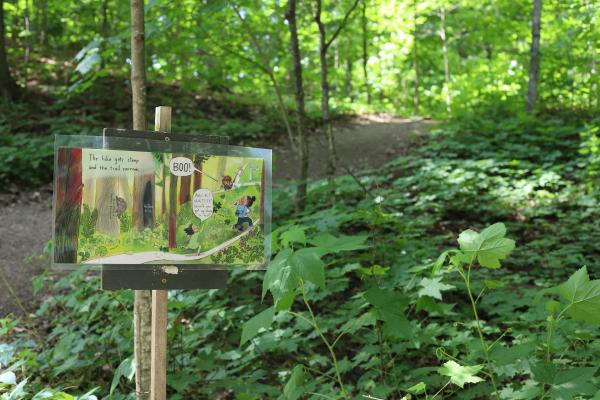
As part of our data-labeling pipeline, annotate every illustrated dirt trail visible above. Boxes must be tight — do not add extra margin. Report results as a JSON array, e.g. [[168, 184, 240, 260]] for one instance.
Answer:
[[0, 116, 429, 315]]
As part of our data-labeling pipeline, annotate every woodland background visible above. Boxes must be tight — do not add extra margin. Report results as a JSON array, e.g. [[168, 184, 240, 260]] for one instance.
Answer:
[[0, 0, 599, 399]]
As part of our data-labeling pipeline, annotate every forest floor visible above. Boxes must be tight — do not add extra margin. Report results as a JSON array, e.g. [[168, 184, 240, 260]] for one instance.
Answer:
[[0, 116, 430, 315]]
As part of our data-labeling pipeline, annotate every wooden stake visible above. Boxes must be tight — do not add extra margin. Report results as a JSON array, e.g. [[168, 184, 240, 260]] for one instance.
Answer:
[[151, 106, 171, 400]]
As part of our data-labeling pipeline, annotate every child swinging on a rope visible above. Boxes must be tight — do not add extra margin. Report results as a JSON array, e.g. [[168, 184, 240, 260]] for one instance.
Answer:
[[233, 195, 256, 231]]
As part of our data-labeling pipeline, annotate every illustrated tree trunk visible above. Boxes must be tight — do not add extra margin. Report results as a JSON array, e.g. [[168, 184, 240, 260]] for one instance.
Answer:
[[133, 171, 155, 230], [54, 148, 83, 263], [168, 170, 177, 249], [412, 0, 420, 115], [161, 163, 166, 215], [193, 155, 202, 192], [440, 6, 451, 113], [179, 173, 191, 205], [95, 176, 120, 235], [82, 177, 96, 209], [0, 0, 20, 100], [526, 0, 542, 111], [362, 0, 371, 104], [314, 0, 360, 203], [285, 0, 309, 212], [130, 1, 151, 399]]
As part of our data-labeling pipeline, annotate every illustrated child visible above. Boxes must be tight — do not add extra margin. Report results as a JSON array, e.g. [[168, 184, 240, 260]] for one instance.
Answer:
[[234, 195, 256, 231], [222, 175, 233, 191]]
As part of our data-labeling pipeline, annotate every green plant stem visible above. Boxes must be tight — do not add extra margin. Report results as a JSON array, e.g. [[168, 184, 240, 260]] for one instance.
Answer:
[[460, 263, 500, 400], [300, 280, 349, 399]]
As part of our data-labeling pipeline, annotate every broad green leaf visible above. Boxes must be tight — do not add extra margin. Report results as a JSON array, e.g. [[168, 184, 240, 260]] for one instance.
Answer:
[[406, 381, 426, 394], [110, 357, 135, 395], [484, 279, 506, 289], [550, 367, 598, 399], [358, 264, 389, 277], [458, 223, 515, 268], [290, 248, 325, 288], [262, 249, 296, 301], [280, 226, 306, 249], [283, 365, 306, 400], [365, 288, 412, 337], [308, 233, 369, 254], [559, 266, 600, 323], [489, 343, 535, 366], [339, 311, 376, 334], [275, 291, 297, 311], [438, 361, 484, 388], [417, 277, 455, 300], [240, 307, 275, 346]]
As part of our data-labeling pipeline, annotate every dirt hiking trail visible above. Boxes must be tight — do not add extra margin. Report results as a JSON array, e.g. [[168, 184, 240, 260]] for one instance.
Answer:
[[0, 116, 430, 315]]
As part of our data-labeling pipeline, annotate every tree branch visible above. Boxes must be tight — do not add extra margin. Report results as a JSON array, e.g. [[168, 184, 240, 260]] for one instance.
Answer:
[[325, 0, 360, 50]]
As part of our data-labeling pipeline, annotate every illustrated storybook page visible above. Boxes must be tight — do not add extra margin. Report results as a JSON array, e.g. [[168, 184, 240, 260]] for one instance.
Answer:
[[53, 133, 272, 270]]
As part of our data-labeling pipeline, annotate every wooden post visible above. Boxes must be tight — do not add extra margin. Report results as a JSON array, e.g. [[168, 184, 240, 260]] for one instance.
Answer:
[[151, 106, 171, 400]]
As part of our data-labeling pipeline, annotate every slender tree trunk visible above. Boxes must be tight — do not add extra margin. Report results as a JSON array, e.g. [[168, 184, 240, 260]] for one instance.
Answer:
[[24, 0, 30, 72], [526, 0, 542, 111], [314, 0, 359, 203], [100, 0, 108, 69], [286, 0, 309, 212], [0, 0, 20, 100], [130, 1, 151, 399], [440, 6, 451, 113], [346, 43, 353, 102], [315, 0, 336, 202], [40, 0, 47, 47], [412, 0, 420, 115], [361, 0, 370, 104]]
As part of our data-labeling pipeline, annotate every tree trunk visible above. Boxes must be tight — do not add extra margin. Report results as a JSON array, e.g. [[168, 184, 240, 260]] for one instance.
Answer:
[[314, 0, 359, 203], [168, 171, 177, 248], [346, 44, 353, 102], [412, 0, 420, 115], [95, 176, 120, 235], [526, 0, 542, 111], [0, 0, 20, 100], [362, 0, 371, 104], [54, 148, 83, 263], [285, 0, 309, 212], [179, 172, 191, 204], [317, 19, 336, 202], [133, 171, 155, 230], [130, 1, 151, 399], [440, 6, 451, 113], [40, 0, 47, 47], [193, 155, 202, 192], [131, 0, 146, 131], [100, 0, 109, 69]]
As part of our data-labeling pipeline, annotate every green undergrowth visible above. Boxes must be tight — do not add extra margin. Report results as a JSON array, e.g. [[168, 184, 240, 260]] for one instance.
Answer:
[[0, 76, 290, 187], [1, 109, 600, 399]]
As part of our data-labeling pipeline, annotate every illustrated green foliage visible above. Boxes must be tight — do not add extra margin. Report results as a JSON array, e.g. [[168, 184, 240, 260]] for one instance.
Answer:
[[80, 204, 98, 239]]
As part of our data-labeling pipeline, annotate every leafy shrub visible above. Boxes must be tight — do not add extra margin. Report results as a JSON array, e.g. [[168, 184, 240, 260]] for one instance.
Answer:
[[80, 204, 98, 239]]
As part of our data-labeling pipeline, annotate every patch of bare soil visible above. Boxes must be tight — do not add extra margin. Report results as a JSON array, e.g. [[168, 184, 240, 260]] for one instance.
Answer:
[[273, 115, 432, 181]]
